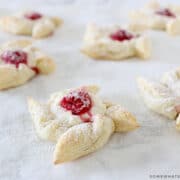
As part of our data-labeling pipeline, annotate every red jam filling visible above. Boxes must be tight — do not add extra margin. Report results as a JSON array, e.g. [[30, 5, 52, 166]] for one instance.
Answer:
[[60, 89, 92, 122], [0, 50, 39, 74], [1, 50, 27, 68], [155, 8, 176, 18], [175, 105, 180, 113], [24, 12, 42, 20], [31, 67, 40, 74], [110, 29, 135, 42]]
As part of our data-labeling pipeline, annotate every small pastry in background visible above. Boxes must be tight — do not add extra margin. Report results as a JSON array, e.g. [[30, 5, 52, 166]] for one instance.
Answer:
[[0, 39, 55, 90], [0, 11, 62, 38], [81, 23, 151, 61], [137, 67, 180, 129], [129, 0, 180, 36]]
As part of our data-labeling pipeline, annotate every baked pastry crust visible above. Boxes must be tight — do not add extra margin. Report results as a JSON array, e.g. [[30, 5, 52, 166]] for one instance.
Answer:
[[129, 0, 180, 36], [137, 67, 180, 129], [28, 85, 139, 164], [0, 40, 55, 90], [161, 67, 180, 96], [0, 11, 62, 38], [81, 24, 151, 60]]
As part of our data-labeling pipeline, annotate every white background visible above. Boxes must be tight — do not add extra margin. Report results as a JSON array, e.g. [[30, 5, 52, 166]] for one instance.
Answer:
[[0, 0, 179, 180]]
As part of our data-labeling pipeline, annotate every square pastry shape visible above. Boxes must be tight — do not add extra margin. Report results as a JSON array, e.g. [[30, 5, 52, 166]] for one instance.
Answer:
[[0, 40, 55, 90], [129, 0, 180, 36], [137, 67, 180, 129], [0, 11, 62, 38], [81, 24, 151, 60], [28, 85, 139, 164]]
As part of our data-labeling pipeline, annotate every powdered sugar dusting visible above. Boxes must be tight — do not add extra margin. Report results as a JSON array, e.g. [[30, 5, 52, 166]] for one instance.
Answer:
[[0, 49, 39, 74], [1, 50, 28, 68], [60, 89, 92, 117]]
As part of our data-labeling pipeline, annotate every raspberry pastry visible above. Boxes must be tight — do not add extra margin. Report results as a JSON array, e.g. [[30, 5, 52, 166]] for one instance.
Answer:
[[28, 85, 139, 164], [137, 67, 180, 129], [0, 40, 55, 90], [81, 24, 151, 60], [0, 11, 62, 38], [129, 1, 180, 36]]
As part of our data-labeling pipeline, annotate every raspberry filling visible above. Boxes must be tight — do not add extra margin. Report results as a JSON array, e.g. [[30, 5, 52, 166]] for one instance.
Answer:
[[31, 67, 39, 74], [24, 12, 42, 20], [110, 29, 135, 42], [155, 8, 176, 18], [1, 50, 27, 68], [60, 89, 92, 122], [0, 50, 39, 74]]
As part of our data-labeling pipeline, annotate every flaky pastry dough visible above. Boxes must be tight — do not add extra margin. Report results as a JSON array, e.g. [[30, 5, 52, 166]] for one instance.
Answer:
[[0, 39, 55, 90], [137, 67, 180, 129], [81, 24, 151, 60], [0, 11, 62, 38], [28, 85, 139, 164], [129, 0, 180, 36]]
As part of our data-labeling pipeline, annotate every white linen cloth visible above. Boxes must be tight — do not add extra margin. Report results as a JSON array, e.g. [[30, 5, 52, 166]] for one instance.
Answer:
[[0, 0, 180, 179]]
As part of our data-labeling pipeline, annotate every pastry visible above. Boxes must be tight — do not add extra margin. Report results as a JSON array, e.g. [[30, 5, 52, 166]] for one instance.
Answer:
[[0, 39, 55, 90], [0, 11, 62, 38], [137, 67, 180, 129], [129, 0, 180, 36], [28, 85, 139, 164], [161, 67, 180, 96], [81, 24, 151, 60]]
